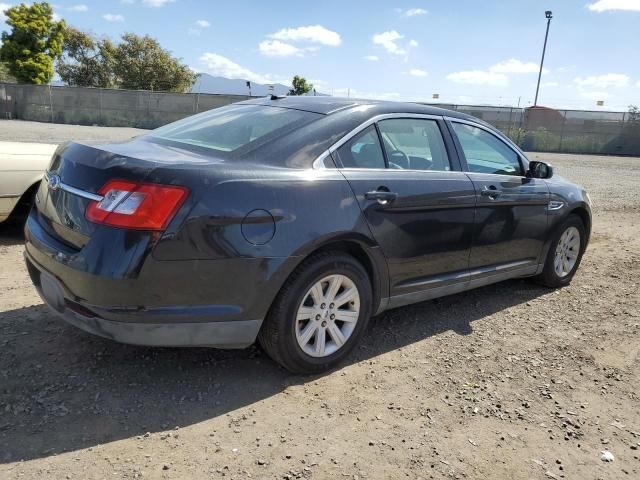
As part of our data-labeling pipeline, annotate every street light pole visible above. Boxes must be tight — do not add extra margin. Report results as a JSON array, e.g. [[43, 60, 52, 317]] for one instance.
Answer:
[[534, 10, 553, 107]]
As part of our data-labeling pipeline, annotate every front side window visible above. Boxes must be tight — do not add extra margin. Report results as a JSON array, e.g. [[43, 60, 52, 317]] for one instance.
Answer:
[[149, 104, 319, 154], [377, 118, 451, 171], [334, 125, 386, 169], [452, 122, 523, 176]]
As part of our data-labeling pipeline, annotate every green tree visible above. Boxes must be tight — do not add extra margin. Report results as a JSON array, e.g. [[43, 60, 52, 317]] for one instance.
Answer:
[[0, 2, 65, 84], [288, 75, 313, 96], [111, 33, 196, 92], [57, 27, 116, 88], [0, 62, 17, 83]]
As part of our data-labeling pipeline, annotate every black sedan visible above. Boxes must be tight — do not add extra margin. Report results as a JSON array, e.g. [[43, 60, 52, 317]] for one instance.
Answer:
[[24, 97, 591, 373]]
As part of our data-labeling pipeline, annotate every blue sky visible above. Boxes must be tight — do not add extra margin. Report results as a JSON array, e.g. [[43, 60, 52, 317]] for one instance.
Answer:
[[1, 0, 640, 110]]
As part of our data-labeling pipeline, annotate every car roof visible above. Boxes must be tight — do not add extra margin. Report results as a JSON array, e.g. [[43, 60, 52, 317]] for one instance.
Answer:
[[238, 96, 475, 120]]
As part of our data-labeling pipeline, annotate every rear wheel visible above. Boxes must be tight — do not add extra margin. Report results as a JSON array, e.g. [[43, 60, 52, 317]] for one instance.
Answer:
[[258, 251, 372, 374], [536, 214, 586, 288]]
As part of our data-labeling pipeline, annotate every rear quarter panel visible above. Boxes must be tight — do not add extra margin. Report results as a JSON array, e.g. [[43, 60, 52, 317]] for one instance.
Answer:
[[151, 165, 385, 317], [153, 167, 375, 259]]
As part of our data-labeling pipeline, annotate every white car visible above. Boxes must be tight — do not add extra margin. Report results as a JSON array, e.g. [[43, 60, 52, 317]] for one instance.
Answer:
[[0, 141, 57, 223]]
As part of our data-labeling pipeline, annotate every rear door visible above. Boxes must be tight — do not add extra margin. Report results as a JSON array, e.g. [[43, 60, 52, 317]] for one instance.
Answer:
[[333, 115, 476, 306], [447, 120, 549, 283]]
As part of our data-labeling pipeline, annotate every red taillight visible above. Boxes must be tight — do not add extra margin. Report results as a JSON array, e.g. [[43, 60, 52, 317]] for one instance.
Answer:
[[86, 179, 188, 231]]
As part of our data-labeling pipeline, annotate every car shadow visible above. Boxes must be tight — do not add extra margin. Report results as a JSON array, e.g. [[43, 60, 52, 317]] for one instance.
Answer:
[[0, 222, 25, 247], [0, 278, 549, 463]]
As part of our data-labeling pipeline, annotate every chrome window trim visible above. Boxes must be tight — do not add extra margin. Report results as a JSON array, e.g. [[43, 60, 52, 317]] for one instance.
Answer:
[[44, 172, 104, 202], [455, 170, 529, 180], [316, 166, 469, 176], [312, 113, 446, 170]]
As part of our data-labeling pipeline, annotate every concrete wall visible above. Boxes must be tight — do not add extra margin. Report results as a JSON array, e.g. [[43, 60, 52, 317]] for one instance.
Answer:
[[0, 83, 254, 129]]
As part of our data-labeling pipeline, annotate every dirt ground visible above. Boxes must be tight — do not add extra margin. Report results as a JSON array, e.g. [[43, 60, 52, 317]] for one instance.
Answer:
[[0, 128, 638, 479]]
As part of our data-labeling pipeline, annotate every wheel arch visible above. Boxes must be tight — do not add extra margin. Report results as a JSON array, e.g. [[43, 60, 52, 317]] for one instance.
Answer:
[[537, 202, 591, 274], [568, 205, 591, 243], [270, 233, 389, 318]]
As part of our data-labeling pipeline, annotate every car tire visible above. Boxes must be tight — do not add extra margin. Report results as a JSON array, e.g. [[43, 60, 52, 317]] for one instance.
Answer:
[[258, 251, 372, 374], [535, 214, 586, 288]]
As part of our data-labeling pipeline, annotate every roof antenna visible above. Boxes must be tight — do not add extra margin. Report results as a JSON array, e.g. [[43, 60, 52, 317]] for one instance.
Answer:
[[270, 94, 286, 100]]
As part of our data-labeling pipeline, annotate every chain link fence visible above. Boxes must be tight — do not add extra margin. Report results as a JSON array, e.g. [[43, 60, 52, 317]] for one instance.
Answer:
[[1, 83, 639, 156], [432, 103, 640, 156]]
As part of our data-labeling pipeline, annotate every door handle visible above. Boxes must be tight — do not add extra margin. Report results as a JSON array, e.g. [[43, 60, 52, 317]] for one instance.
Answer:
[[365, 190, 398, 205], [480, 186, 502, 199]]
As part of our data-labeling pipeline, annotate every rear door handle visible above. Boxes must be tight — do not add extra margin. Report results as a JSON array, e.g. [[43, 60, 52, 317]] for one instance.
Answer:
[[365, 190, 398, 205]]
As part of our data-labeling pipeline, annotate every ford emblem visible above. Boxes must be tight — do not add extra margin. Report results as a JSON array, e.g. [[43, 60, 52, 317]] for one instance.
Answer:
[[47, 174, 61, 191]]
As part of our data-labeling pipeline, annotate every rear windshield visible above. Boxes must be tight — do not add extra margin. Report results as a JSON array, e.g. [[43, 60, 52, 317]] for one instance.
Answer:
[[148, 104, 320, 154]]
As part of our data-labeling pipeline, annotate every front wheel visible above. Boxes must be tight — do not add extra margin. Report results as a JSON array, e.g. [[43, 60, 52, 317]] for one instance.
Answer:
[[536, 214, 586, 288], [258, 251, 372, 374]]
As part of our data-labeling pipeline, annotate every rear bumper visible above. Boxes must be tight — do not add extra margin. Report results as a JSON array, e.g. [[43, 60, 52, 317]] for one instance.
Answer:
[[26, 252, 262, 348]]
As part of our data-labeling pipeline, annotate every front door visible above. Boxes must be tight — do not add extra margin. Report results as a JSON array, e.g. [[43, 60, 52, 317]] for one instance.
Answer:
[[448, 121, 549, 282], [333, 117, 476, 306]]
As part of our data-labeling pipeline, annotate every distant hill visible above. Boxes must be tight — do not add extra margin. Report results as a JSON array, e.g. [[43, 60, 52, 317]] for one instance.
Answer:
[[192, 74, 290, 96]]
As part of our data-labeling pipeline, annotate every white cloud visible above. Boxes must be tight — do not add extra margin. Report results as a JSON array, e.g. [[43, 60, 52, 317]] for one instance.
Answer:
[[199, 52, 287, 85], [455, 95, 473, 104], [310, 78, 328, 88], [408, 68, 428, 77], [364, 55, 379, 61], [588, 0, 640, 12], [330, 87, 402, 101], [1, 3, 11, 23], [399, 7, 428, 17], [636, 80, 640, 87], [580, 91, 611, 100], [540, 81, 559, 88], [446, 59, 547, 87], [195, 19, 210, 28], [447, 70, 510, 87], [259, 40, 303, 57], [574, 73, 630, 88], [103, 13, 124, 22], [490, 58, 545, 74], [373, 31, 407, 55], [269, 25, 341, 46], [68, 4, 88, 12], [142, 0, 174, 7], [409, 39, 419, 47]]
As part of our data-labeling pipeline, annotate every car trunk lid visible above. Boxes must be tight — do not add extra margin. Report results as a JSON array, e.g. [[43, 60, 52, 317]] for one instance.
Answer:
[[36, 139, 216, 249]]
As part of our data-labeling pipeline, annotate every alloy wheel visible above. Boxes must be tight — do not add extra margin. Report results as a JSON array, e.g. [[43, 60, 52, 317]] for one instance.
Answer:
[[554, 226, 580, 278], [295, 274, 360, 358]]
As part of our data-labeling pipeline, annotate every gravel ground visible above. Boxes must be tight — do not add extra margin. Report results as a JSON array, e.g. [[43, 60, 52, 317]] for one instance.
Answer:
[[0, 124, 638, 479], [0, 119, 147, 144]]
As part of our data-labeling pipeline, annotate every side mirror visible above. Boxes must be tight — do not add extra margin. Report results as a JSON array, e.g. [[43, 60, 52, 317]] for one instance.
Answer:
[[527, 160, 553, 179]]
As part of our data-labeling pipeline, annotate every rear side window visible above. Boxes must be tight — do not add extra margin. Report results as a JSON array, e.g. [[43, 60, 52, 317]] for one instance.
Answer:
[[334, 125, 386, 169], [452, 122, 523, 176], [149, 104, 319, 154], [377, 118, 451, 171]]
